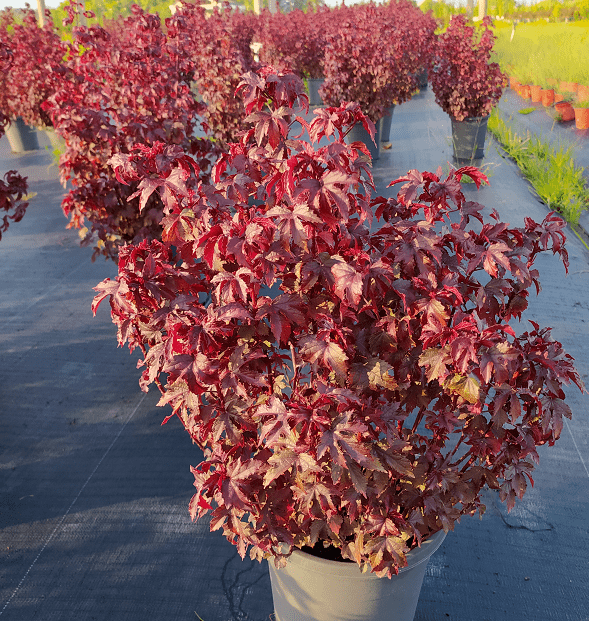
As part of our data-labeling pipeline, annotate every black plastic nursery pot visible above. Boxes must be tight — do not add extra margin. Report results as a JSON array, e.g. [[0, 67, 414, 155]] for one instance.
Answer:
[[451, 115, 489, 167]]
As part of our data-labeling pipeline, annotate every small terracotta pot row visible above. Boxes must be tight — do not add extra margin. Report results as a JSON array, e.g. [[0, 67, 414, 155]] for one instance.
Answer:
[[510, 78, 589, 99], [556, 82, 589, 101], [509, 77, 589, 129]]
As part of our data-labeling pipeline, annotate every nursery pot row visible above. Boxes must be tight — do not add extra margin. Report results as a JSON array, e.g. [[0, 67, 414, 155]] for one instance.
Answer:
[[268, 529, 447, 621], [511, 83, 589, 129]]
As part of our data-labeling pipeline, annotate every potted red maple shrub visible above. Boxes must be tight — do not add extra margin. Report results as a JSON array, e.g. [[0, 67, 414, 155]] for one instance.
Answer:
[[320, 4, 394, 159], [172, 1, 256, 147], [430, 15, 505, 167], [42, 2, 217, 261], [256, 7, 328, 105], [320, 2, 433, 160], [0, 7, 67, 152], [93, 67, 584, 621], [379, 1, 437, 145]]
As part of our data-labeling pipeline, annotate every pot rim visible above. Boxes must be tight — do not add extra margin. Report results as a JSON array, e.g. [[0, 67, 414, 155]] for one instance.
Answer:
[[451, 115, 490, 124], [285, 528, 447, 580]]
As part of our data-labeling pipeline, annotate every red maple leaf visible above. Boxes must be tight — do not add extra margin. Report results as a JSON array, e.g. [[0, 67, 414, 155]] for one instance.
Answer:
[[331, 258, 364, 307], [299, 335, 348, 379], [255, 293, 306, 345]]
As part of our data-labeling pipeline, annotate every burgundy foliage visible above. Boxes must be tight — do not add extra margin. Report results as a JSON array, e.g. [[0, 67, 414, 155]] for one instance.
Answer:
[[42, 3, 216, 260], [430, 15, 506, 121], [320, 1, 436, 122], [94, 67, 584, 578], [169, 1, 256, 147], [0, 36, 28, 241], [0, 170, 29, 242], [0, 8, 65, 128], [256, 7, 328, 79], [0, 40, 12, 133]]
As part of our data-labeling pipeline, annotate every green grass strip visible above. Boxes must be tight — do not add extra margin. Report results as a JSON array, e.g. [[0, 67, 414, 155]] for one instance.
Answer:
[[488, 109, 589, 227]]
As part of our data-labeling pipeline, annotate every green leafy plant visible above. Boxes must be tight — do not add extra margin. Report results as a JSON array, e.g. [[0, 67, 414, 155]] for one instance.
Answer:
[[488, 109, 589, 225]]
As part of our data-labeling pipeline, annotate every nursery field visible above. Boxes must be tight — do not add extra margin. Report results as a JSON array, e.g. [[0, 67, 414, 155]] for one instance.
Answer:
[[2, 85, 589, 621], [2, 5, 589, 620], [494, 19, 589, 86]]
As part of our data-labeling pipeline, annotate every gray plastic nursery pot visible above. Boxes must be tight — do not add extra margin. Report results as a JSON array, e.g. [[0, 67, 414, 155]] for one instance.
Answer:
[[268, 529, 447, 621], [307, 78, 325, 107], [381, 105, 395, 145], [5, 117, 40, 153], [345, 118, 382, 162]]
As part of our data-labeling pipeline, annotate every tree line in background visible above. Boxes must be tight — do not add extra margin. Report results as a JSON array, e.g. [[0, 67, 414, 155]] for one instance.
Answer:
[[8, 0, 588, 33], [421, 0, 589, 25], [49, 0, 324, 26]]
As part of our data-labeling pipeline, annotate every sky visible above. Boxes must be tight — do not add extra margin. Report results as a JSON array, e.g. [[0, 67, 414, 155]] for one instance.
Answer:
[[0, 0, 51, 10]]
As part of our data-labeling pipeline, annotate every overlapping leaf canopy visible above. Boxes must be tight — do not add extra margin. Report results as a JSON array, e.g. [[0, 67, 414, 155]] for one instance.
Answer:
[[94, 68, 584, 578]]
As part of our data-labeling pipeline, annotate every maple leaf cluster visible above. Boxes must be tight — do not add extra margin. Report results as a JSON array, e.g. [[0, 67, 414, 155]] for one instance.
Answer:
[[320, 1, 437, 122], [430, 15, 506, 122], [0, 7, 65, 129], [93, 66, 584, 578], [256, 6, 328, 80], [0, 170, 29, 242]]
